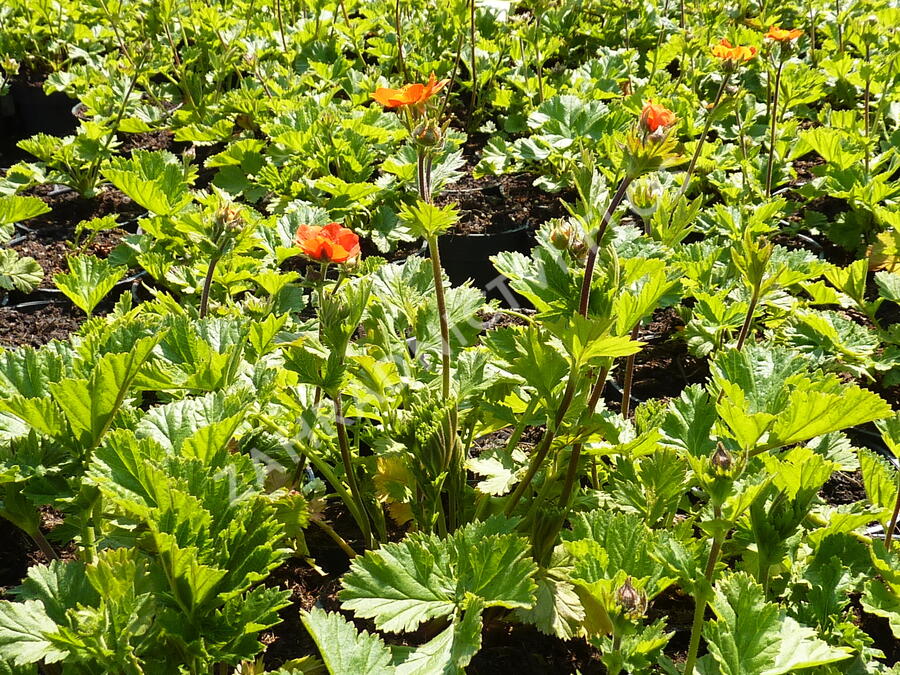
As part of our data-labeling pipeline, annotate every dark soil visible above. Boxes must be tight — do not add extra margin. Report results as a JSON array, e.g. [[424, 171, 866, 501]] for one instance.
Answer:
[[439, 170, 569, 237], [468, 621, 602, 674], [21, 184, 144, 233], [12, 228, 128, 289], [648, 586, 696, 661], [852, 595, 900, 665], [0, 300, 87, 349], [437, 132, 571, 237], [117, 129, 175, 154], [820, 470, 867, 505], [607, 308, 707, 411], [0, 519, 31, 597]]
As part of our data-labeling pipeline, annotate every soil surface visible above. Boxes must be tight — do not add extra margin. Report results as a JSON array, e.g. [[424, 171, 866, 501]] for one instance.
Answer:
[[0, 300, 87, 349]]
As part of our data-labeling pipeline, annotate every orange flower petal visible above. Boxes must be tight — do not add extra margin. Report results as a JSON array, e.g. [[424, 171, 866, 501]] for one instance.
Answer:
[[372, 75, 449, 108], [296, 223, 360, 264], [640, 100, 677, 133]]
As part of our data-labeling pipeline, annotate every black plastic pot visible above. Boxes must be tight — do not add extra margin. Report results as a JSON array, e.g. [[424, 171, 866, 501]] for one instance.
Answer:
[[433, 223, 533, 308], [6, 82, 77, 137]]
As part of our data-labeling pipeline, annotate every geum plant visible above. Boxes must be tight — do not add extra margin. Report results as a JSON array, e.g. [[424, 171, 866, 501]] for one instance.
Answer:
[[287, 91, 899, 673], [0, 314, 295, 673]]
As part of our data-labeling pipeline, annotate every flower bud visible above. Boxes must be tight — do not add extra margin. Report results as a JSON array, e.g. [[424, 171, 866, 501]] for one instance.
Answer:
[[627, 173, 664, 218], [616, 577, 647, 619], [216, 204, 245, 234], [639, 100, 676, 136], [711, 443, 734, 475], [548, 219, 588, 260], [413, 121, 443, 148]]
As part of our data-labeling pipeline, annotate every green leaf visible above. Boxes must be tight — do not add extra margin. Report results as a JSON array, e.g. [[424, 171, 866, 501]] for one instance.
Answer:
[[152, 530, 228, 613], [660, 385, 717, 457], [860, 580, 900, 639], [859, 448, 898, 518], [339, 520, 537, 633], [17, 560, 99, 624], [301, 608, 396, 675], [767, 385, 890, 450], [339, 533, 456, 633], [49, 335, 160, 446], [102, 150, 194, 216], [564, 510, 674, 598], [0, 195, 50, 228], [395, 597, 484, 675], [0, 395, 66, 438], [483, 325, 569, 404], [465, 447, 527, 496], [54, 255, 125, 316], [0, 250, 43, 293], [876, 412, 900, 459], [0, 599, 64, 666], [703, 572, 852, 675], [712, 346, 891, 453], [514, 556, 585, 639], [548, 314, 643, 365], [397, 200, 458, 239], [875, 270, 900, 304]]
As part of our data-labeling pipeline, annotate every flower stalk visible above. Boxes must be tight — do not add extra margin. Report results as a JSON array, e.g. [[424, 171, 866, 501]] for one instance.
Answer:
[[765, 57, 785, 197], [683, 517, 724, 675], [885, 482, 900, 550], [676, 70, 731, 201], [334, 393, 374, 549]]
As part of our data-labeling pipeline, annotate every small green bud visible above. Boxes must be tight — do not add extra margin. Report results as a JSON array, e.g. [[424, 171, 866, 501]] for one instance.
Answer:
[[413, 121, 443, 148], [627, 174, 664, 218], [548, 219, 588, 260]]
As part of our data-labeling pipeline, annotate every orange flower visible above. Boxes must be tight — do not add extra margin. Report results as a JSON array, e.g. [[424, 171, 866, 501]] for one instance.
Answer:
[[764, 26, 803, 41], [640, 100, 676, 133], [711, 38, 758, 62], [372, 73, 449, 109], [295, 223, 360, 264]]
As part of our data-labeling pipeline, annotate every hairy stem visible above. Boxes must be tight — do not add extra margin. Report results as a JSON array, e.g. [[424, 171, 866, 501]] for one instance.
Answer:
[[30, 527, 60, 562], [864, 43, 871, 176], [620, 323, 642, 418], [199, 255, 221, 319], [275, 0, 288, 54], [312, 516, 359, 558], [683, 510, 725, 675], [765, 56, 785, 197], [735, 282, 761, 351], [676, 70, 731, 202], [579, 177, 633, 316], [334, 394, 373, 549], [468, 0, 477, 116], [557, 365, 610, 509], [394, 0, 407, 79], [426, 234, 451, 400], [885, 481, 900, 551], [504, 376, 578, 516]]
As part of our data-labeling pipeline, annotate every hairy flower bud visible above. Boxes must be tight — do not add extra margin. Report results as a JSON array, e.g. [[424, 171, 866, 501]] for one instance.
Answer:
[[627, 174, 664, 218], [711, 443, 734, 475], [413, 121, 443, 148], [548, 219, 588, 260], [216, 204, 245, 234], [616, 577, 647, 619]]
